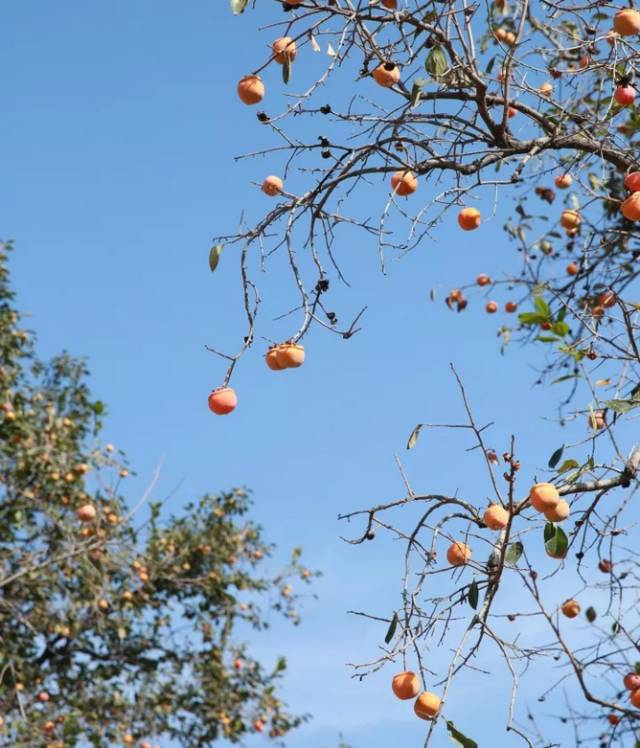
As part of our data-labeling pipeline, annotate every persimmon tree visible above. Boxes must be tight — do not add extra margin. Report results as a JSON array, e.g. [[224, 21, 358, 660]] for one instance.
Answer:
[[212, 0, 640, 745], [0, 240, 315, 747]]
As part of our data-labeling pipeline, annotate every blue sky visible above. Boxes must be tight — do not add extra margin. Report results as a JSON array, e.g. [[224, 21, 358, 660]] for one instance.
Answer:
[[1, 3, 632, 747]]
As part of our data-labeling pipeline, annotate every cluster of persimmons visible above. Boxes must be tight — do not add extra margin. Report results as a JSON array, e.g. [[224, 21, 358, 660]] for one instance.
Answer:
[[387, 479, 612, 721]]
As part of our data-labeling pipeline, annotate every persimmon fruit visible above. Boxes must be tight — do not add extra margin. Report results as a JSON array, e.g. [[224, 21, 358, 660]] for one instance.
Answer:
[[237, 75, 265, 105], [458, 207, 481, 231], [272, 37, 297, 64], [529, 482, 560, 513], [262, 176, 283, 196], [561, 599, 581, 618], [621, 192, 640, 220], [391, 170, 418, 196], [614, 9, 640, 36], [544, 499, 570, 522], [392, 671, 420, 700], [208, 387, 238, 415], [414, 691, 441, 720], [373, 63, 400, 87], [483, 504, 509, 530], [276, 343, 305, 368], [447, 541, 472, 566]]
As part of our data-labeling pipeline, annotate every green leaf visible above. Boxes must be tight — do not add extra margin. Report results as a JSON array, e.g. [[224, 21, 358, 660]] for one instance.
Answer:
[[505, 541, 523, 566], [536, 335, 559, 343], [92, 400, 105, 415], [557, 459, 580, 474], [425, 46, 448, 78], [551, 374, 579, 385], [585, 606, 596, 623], [282, 55, 292, 85], [406, 424, 423, 450], [209, 244, 223, 273], [468, 580, 479, 610], [551, 320, 570, 337], [518, 312, 547, 325], [534, 296, 551, 318], [548, 445, 564, 469], [545, 525, 568, 559], [634, 661, 640, 675], [605, 399, 640, 414], [230, 0, 249, 13], [446, 721, 478, 748], [384, 612, 399, 644], [410, 81, 423, 109], [543, 522, 556, 542]]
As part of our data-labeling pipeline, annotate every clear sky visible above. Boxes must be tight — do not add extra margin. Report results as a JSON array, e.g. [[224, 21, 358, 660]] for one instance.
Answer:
[[1, 3, 630, 747]]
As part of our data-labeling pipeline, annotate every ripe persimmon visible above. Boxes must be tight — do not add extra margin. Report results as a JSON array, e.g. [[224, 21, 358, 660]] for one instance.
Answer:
[[614, 9, 640, 36], [588, 410, 606, 430], [529, 482, 560, 513], [538, 82, 553, 96], [624, 673, 640, 691], [624, 172, 640, 191], [555, 174, 572, 189], [392, 671, 420, 700], [272, 37, 297, 64], [567, 262, 579, 276], [476, 273, 491, 286], [507, 106, 517, 118], [505, 301, 517, 313], [545, 499, 570, 522], [485, 301, 498, 313], [381, 0, 397, 8], [458, 207, 481, 231], [77, 504, 96, 523], [483, 504, 509, 530], [208, 387, 238, 415], [608, 713, 620, 725], [561, 599, 580, 618], [599, 559, 613, 573], [265, 346, 285, 370], [391, 170, 418, 196], [237, 75, 265, 105], [632, 689, 640, 708], [262, 176, 283, 196], [560, 209, 580, 230], [276, 343, 305, 368], [447, 541, 472, 566], [599, 290, 616, 308], [615, 85, 636, 107], [372, 63, 400, 87], [621, 192, 640, 220], [414, 691, 441, 720]]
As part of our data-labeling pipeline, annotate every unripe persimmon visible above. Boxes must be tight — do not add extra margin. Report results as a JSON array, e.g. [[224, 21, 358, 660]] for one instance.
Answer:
[[621, 192, 640, 221], [560, 209, 580, 230], [485, 301, 498, 314], [624, 172, 640, 191], [391, 671, 420, 700], [391, 170, 418, 196], [561, 599, 580, 618], [208, 387, 238, 415], [272, 37, 297, 64], [614, 9, 640, 36], [414, 691, 441, 720], [276, 343, 305, 368], [262, 176, 283, 196], [265, 346, 286, 370], [624, 672, 640, 691], [615, 85, 636, 107], [372, 63, 400, 88], [458, 207, 481, 231], [476, 273, 491, 286], [483, 504, 509, 530], [76, 504, 96, 523], [505, 301, 517, 313], [632, 688, 640, 708], [237, 75, 265, 105], [446, 541, 472, 566], [544, 499, 570, 522], [555, 174, 572, 189], [529, 482, 560, 513]]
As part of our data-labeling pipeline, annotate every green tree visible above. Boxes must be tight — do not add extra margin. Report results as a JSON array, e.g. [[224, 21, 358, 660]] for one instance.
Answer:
[[0, 240, 315, 746]]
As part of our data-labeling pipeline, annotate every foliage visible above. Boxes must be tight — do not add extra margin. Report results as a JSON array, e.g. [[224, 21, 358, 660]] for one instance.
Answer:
[[0, 240, 315, 746]]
